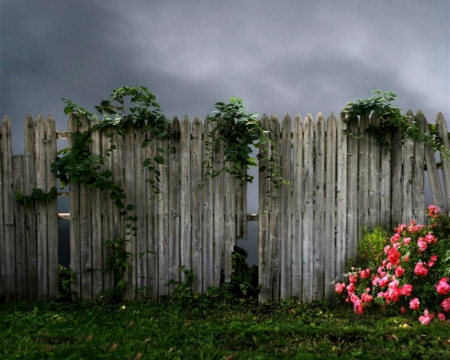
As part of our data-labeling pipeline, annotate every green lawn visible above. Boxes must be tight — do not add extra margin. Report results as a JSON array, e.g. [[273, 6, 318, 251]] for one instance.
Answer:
[[1, 299, 450, 359]]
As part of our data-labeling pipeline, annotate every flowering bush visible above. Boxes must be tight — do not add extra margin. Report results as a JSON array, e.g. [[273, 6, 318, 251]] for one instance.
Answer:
[[336, 205, 450, 325]]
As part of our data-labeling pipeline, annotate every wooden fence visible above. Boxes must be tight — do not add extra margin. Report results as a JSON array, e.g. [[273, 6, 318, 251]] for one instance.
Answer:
[[0, 110, 449, 303]]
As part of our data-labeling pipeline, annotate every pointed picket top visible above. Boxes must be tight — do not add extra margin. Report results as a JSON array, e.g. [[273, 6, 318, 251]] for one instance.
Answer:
[[406, 109, 414, 118], [260, 114, 270, 122], [2, 115, 11, 130], [316, 112, 324, 121], [269, 113, 279, 125], [436, 112, 447, 123], [282, 113, 291, 130], [24, 114, 34, 130], [294, 113, 303, 123], [181, 114, 190, 125], [193, 115, 202, 126], [329, 112, 337, 122], [415, 110, 426, 122], [305, 113, 313, 123]]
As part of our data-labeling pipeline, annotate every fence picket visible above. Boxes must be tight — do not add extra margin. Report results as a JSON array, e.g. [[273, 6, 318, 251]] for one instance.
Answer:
[[436, 113, 450, 213]]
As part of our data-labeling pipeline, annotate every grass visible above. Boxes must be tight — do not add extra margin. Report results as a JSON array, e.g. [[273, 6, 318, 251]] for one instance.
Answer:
[[1, 298, 450, 359]]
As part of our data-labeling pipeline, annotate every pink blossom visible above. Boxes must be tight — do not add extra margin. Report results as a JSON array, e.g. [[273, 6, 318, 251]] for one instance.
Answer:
[[388, 287, 400, 302], [395, 266, 405, 278], [431, 255, 438, 262], [384, 245, 391, 254], [335, 282, 346, 294], [349, 273, 358, 284], [388, 248, 401, 266], [359, 269, 370, 279], [372, 276, 380, 287], [361, 292, 373, 303], [436, 278, 450, 295], [418, 309, 434, 325], [417, 238, 428, 252], [401, 284, 413, 296], [403, 237, 411, 245], [414, 262, 428, 277], [378, 275, 390, 288], [428, 261, 435, 267], [403, 254, 410, 262], [395, 223, 407, 234], [346, 283, 355, 294], [353, 299, 363, 315], [425, 233, 437, 244], [391, 233, 401, 244], [410, 298, 420, 311], [428, 205, 439, 217], [442, 298, 450, 312], [438, 313, 446, 321]]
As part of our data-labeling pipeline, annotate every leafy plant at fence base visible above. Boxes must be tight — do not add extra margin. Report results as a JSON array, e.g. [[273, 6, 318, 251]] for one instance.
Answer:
[[341, 89, 446, 154], [57, 265, 77, 302], [357, 226, 390, 269], [229, 246, 260, 298]]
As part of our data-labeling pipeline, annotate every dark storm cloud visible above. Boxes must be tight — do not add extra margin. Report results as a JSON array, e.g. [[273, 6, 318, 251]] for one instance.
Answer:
[[1, 0, 448, 153]]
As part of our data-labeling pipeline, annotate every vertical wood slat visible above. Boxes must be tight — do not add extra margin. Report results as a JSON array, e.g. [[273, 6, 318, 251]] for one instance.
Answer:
[[169, 119, 181, 293], [202, 119, 214, 291], [314, 114, 325, 300], [213, 128, 224, 288], [36, 115, 48, 301], [224, 164, 237, 283], [391, 126, 404, 226], [78, 116, 92, 301], [413, 111, 426, 223], [346, 114, 358, 268], [191, 118, 203, 291], [421, 115, 446, 212], [291, 114, 304, 299], [13, 155, 25, 301], [145, 130, 158, 299], [101, 128, 114, 293], [134, 125, 147, 300], [280, 114, 292, 299], [380, 127, 392, 228], [157, 131, 170, 297], [0, 120, 4, 302], [436, 112, 450, 213], [357, 115, 369, 250], [24, 116, 38, 301], [402, 110, 415, 223], [68, 115, 81, 298], [368, 113, 381, 228], [324, 113, 337, 298], [302, 114, 314, 302], [44, 117, 58, 300], [268, 115, 281, 301], [336, 115, 348, 279], [180, 117, 192, 285], [1, 117, 14, 302], [90, 120, 103, 299], [258, 115, 271, 302]]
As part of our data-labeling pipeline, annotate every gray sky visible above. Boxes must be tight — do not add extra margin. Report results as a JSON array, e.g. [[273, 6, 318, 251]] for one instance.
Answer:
[[1, 0, 449, 264]]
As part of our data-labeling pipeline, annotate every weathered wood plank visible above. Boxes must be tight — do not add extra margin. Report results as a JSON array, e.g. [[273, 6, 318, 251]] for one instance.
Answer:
[[78, 116, 92, 301], [23, 115, 37, 301], [391, 125, 404, 226], [291, 114, 303, 299], [303, 114, 314, 302], [169, 119, 181, 294], [421, 115, 446, 212], [202, 119, 214, 291], [68, 115, 81, 299], [35, 115, 48, 301], [144, 128, 158, 299], [280, 114, 292, 299], [0, 120, 4, 302], [13, 155, 26, 301], [212, 124, 224, 288], [191, 118, 203, 292], [336, 115, 348, 279], [91, 119, 103, 299], [413, 111, 426, 223], [380, 128, 392, 229], [45, 116, 58, 300], [180, 117, 192, 287], [324, 113, 337, 299], [368, 113, 381, 228], [436, 112, 450, 213], [402, 110, 415, 223], [123, 124, 136, 301], [314, 113, 326, 300], [357, 115, 369, 247], [258, 114, 271, 302]]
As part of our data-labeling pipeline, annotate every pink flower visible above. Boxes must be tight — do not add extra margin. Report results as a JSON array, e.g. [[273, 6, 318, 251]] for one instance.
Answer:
[[418, 309, 434, 325], [388, 287, 400, 302], [436, 278, 450, 295], [403, 237, 411, 245], [359, 269, 370, 279], [442, 298, 450, 312], [431, 255, 438, 262], [335, 282, 346, 294], [349, 273, 358, 284], [428, 261, 435, 267], [417, 238, 428, 252], [410, 298, 420, 311], [378, 275, 390, 288], [346, 283, 355, 294], [401, 284, 413, 296], [372, 276, 380, 287], [395, 223, 407, 234], [391, 233, 401, 244], [425, 234, 437, 244], [353, 299, 364, 315], [428, 205, 439, 217], [438, 313, 446, 321], [395, 266, 405, 278], [388, 248, 401, 266], [414, 262, 428, 277], [361, 292, 373, 303], [403, 254, 410, 262], [384, 245, 391, 254]]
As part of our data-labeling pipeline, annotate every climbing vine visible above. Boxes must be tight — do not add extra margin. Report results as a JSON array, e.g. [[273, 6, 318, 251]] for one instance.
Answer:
[[341, 89, 445, 153]]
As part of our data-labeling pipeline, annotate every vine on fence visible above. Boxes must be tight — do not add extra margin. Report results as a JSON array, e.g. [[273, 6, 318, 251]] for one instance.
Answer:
[[341, 89, 446, 154]]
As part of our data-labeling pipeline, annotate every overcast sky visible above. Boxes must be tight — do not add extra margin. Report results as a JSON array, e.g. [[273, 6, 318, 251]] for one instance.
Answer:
[[1, 0, 449, 264]]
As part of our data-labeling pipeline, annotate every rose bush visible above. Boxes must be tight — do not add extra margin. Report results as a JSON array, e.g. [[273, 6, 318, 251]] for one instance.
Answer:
[[336, 205, 450, 325]]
